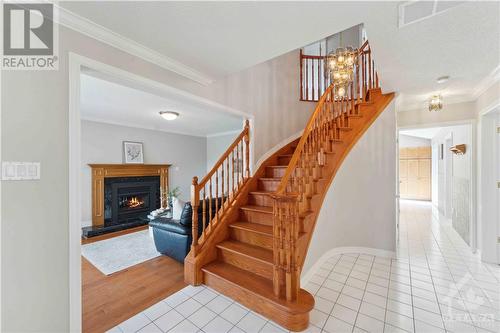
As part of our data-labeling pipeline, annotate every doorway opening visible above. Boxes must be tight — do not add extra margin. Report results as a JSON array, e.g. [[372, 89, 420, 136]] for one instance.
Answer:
[[398, 123, 475, 250]]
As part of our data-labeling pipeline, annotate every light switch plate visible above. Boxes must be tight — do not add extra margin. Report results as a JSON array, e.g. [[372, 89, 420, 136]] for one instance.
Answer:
[[2, 162, 40, 180]]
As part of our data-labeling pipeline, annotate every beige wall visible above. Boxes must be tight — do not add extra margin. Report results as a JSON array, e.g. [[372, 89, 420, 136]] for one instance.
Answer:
[[303, 100, 397, 275], [397, 101, 476, 128], [1, 23, 313, 332]]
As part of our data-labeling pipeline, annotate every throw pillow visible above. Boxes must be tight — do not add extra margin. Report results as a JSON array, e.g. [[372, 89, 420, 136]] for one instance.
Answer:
[[172, 197, 185, 220]]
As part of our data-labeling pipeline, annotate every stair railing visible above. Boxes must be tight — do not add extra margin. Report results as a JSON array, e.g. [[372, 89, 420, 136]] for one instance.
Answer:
[[190, 120, 251, 256], [273, 41, 379, 301]]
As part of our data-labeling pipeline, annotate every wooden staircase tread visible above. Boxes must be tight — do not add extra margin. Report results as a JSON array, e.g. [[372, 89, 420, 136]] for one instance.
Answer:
[[240, 205, 273, 214], [259, 177, 282, 181], [249, 191, 274, 196], [202, 262, 314, 313], [217, 240, 273, 263], [266, 165, 288, 169], [230, 221, 273, 235]]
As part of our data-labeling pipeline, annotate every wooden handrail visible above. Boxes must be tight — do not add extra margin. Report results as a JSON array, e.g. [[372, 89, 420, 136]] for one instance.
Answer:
[[190, 120, 250, 255], [273, 40, 380, 300]]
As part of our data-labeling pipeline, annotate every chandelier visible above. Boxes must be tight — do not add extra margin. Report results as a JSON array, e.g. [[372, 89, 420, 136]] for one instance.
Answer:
[[428, 95, 443, 112], [326, 46, 357, 97]]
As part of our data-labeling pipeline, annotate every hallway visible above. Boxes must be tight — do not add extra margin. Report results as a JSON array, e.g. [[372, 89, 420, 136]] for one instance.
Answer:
[[109, 201, 500, 333]]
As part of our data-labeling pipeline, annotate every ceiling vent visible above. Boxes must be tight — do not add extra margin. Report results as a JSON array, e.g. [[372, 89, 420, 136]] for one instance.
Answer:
[[399, 1, 466, 27]]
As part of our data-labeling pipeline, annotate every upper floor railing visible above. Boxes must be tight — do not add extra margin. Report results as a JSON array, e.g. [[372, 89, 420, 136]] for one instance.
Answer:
[[300, 41, 377, 102]]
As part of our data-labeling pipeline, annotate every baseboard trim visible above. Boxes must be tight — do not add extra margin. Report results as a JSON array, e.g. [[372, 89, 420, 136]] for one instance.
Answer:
[[301, 246, 396, 286]]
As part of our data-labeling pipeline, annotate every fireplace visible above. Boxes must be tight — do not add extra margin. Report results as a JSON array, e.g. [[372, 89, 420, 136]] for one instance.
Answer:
[[104, 176, 160, 226], [84, 164, 169, 238]]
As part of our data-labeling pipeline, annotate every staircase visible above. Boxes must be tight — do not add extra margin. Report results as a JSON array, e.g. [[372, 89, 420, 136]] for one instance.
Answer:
[[184, 41, 394, 331]]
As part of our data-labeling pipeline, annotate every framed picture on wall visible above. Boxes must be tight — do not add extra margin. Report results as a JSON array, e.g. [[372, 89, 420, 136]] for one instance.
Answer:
[[123, 141, 144, 164]]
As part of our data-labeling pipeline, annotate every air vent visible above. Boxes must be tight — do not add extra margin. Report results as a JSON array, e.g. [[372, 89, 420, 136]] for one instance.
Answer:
[[399, 1, 466, 27]]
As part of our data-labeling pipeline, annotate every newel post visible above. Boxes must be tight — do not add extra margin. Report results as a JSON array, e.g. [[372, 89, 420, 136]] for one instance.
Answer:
[[244, 119, 250, 178], [271, 193, 300, 302], [191, 176, 199, 256]]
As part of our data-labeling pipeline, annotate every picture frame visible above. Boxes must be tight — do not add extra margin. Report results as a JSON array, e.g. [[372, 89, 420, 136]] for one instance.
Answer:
[[123, 141, 144, 164]]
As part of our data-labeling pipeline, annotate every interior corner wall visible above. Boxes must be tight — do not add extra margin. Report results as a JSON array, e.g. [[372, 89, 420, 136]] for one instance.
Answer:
[[81, 120, 207, 226], [206, 132, 239, 173], [303, 100, 397, 274], [398, 134, 431, 147]]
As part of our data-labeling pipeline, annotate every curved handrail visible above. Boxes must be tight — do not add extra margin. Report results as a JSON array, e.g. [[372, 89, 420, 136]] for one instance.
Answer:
[[277, 41, 376, 195]]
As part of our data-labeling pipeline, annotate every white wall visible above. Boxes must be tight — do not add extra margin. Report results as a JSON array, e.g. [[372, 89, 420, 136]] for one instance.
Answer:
[[432, 125, 473, 244], [81, 120, 207, 226], [303, 100, 397, 275], [206, 132, 239, 172], [398, 134, 430, 148]]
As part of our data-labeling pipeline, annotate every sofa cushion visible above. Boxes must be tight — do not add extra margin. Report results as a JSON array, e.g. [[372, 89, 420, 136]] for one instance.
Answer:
[[149, 218, 190, 235], [179, 202, 193, 226]]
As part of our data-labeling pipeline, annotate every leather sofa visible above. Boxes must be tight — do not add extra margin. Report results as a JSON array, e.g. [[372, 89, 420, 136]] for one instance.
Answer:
[[149, 199, 220, 263]]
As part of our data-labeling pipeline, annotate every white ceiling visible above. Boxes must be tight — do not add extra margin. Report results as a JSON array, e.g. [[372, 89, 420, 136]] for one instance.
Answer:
[[61, 1, 499, 112], [399, 127, 442, 139], [80, 72, 243, 137]]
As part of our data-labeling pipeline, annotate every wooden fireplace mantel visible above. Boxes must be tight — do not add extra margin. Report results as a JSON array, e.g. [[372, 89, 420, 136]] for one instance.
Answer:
[[89, 164, 170, 227]]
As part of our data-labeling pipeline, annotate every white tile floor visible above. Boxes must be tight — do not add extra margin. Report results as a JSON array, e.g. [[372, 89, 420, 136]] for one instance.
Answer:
[[109, 200, 500, 333]]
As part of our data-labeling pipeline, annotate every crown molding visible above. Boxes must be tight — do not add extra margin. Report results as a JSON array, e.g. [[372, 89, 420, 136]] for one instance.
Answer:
[[473, 65, 500, 100], [54, 4, 214, 85]]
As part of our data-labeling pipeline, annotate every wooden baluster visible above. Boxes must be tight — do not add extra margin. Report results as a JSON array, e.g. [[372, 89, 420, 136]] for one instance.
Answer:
[[202, 186, 206, 234], [236, 142, 240, 187], [350, 82, 354, 116], [209, 177, 213, 234], [244, 120, 250, 178], [190, 177, 199, 256], [317, 58, 321, 99], [231, 149, 236, 193], [306, 58, 309, 100], [272, 196, 280, 297], [357, 57, 361, 105], [371, 59, 375, 89], [226, 157, 230, 201], [376, 72, 379, 88], [300, 50, 304, 100], [221, 162, 225, 213], [215, 169, 219, 223], [368, 51, 372, 89]]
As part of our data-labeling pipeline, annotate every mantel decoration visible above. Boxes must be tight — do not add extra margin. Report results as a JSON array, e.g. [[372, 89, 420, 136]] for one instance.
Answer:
[[326, 32, 358, 97], [123, 141, 144, 164], [428, 95, 443, 112]]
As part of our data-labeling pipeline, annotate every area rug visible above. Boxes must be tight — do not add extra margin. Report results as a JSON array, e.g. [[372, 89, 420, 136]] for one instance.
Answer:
[[82, 230, 160, 275]]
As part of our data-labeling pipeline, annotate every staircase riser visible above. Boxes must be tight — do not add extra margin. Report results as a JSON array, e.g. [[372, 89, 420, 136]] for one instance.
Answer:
[[248, 193, 273, 207], [240, 210, 273, 225], [216, 248, 273, 280], [258, 179, 279, 191], [278, 156, 292, 165], [203, 272, 310, 331], [229, 228, 273, 250], [266, 167, 286, 178]]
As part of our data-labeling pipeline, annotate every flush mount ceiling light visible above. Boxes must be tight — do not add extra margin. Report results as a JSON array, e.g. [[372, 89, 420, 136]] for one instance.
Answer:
[[436, 76, 450, 84], [428, 95, 443, 112], [159, 111, 179, 120]]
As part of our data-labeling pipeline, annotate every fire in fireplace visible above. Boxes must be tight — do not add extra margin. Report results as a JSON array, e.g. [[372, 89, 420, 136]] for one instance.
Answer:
[[104, 176, 160, 227]]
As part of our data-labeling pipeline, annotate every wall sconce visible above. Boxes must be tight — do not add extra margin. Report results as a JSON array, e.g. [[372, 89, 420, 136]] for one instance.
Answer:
[[450, 144, 466, 155]]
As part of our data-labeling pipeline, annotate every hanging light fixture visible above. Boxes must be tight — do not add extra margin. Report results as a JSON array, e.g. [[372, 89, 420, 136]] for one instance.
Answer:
[[326, 32, 357, 97], [428, 95, 443, 112]]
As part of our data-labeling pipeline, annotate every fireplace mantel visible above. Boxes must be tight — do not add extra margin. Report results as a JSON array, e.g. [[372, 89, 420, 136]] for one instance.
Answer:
[[89, 164, 170, 227]]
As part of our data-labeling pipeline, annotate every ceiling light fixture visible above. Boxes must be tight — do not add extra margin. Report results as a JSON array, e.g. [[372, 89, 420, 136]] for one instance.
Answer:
[[436, 76, 450, 84], [428, 95, 443, 112], [159, 111, 179, 120], [326, 32, 357, 97]]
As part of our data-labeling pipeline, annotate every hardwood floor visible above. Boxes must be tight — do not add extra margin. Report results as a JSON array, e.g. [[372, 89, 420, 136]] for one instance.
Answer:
[[82, 226, 186, 333]]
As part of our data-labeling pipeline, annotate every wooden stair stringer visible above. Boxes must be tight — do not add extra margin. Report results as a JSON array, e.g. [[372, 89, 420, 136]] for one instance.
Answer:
[[296, 91, 395, 269]]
